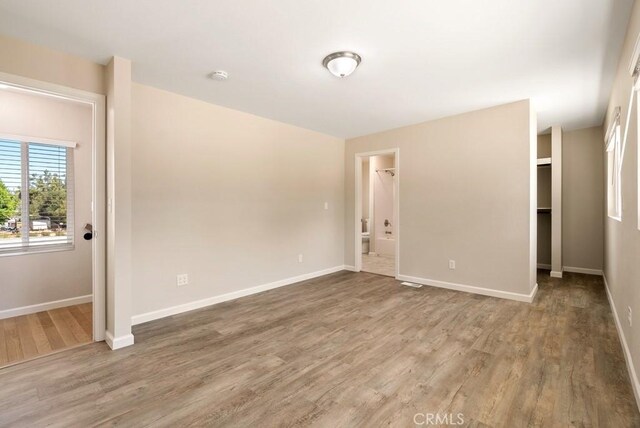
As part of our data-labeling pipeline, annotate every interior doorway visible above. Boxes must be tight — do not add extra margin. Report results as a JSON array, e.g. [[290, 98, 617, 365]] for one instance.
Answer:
[[355, 149, 399, 277], [0, 73, 105, 367]]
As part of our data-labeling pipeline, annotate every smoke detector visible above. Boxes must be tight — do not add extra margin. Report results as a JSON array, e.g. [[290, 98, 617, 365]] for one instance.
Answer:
[[208, 70, 229, 81]]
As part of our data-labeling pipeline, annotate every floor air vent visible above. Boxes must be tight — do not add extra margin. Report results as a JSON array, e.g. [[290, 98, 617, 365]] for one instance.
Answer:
[[401, 282, 422, 288]]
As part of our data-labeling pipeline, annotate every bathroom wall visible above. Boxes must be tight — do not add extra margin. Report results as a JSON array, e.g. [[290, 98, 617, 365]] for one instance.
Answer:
[[371, 155, 395, 256], [362, 159, 369, 229]]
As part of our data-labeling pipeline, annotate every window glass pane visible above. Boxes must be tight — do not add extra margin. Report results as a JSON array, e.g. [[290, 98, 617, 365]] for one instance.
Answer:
[[0, 140, 22, 248], [28, 143, 69, 246]]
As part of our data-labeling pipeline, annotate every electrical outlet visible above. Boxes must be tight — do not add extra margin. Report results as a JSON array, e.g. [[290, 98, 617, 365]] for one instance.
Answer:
[[628, 306, 632, 327], [449, 260, 456, 270], [177, 274, 189, 287], [298, 254, 303, 263]]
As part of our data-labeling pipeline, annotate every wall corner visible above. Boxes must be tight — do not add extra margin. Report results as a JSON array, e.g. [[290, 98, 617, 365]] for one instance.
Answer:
[[105, 56, 134, 347]]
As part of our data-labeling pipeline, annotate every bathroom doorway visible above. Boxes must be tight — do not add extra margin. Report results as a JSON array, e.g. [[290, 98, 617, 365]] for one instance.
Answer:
[[355, 149, 398, 277]]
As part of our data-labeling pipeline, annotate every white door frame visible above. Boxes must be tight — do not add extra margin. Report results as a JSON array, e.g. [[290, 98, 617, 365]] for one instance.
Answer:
[[0, 72, 107, 342], [354, 148, 400, 277]]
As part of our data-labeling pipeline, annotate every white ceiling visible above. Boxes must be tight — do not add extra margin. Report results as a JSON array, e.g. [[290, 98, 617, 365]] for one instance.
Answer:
[[0, 0, 633, 138]]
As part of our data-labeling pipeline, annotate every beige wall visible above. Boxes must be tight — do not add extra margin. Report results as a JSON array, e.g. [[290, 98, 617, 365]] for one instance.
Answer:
[[105, 57, 134, 343], [537, 215, 552, 266], [131, 83, 345, 316], [0, 34, 105, 95], [603, 0, 640, 399], [0, 89, 93, 310], [537, 128, 604, 271], [562, 126, 604, 270], [362, 159, 369, 222], [368, 154, 394, 254], [371, 155, 394, 255], [346, 100, 535, 297], [537, 134, 551, 158]]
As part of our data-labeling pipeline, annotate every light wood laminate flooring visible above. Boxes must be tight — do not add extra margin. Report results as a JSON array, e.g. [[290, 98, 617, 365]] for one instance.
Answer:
[[0, 303, 92, 368], [362, 253, 395, 277]]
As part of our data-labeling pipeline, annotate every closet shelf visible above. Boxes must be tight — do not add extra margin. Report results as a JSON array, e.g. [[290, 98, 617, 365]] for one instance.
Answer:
[[537, 207, 552, 213], [537, 157, 551, 167]]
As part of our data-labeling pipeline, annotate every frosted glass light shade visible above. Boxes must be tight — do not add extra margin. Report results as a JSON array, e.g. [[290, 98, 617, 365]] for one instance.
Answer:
[[323, 52, 361, 78]]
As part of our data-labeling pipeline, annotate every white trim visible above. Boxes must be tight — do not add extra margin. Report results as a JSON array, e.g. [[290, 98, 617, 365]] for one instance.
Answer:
[[628, 32, 640, 76], [0, 71, 107, 343], [354, 148, 400, 278], [343, 265, 357, 272], [537, 263, 552, 270], [606, 106, 621, 144], [105, 332, 134, 350], [636, 83, 640, 230], [91, 88, 107, 343], [551, 126, 563, 275], [562, 266, 603, 276], [536, 157, 551, 166], [131, 265, 347, 325], [396, 274, 538, 303], [355, 155, 363, 271], [0, 244, 75, 258], [618, 89, 634, 172], [550, 270, 563, 278], [0, 132, 76, 148], [638, 82, 640, 231], [0, 295, 92, 320], [603, 274, 640, 412]]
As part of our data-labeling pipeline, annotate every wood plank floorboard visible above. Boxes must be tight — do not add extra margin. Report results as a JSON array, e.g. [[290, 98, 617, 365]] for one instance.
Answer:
[[0, 272, 638, 427], [0, 303, 92, 369]]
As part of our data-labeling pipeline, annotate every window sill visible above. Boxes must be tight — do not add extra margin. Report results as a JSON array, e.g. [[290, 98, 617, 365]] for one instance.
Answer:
[[0, 244, 75, 258], [607, 215, 622, 222]]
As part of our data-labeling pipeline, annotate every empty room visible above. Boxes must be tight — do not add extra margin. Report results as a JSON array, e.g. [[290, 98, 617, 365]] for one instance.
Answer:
[[0, 0, 639, 426]]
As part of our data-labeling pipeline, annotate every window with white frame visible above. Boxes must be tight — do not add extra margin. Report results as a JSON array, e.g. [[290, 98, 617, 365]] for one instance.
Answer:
[[0, 138, 74, 254], [606, 119, 622, 220]]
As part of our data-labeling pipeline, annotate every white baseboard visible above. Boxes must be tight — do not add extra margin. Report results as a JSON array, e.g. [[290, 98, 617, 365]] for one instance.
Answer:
[[550, 270, 563, 278], [0, 294, 92, 320], [131, 265, 348, 325], [603, 274, 640, 412], [562, 266, 603, 276], [537, 263, 551, 270], [105, 331, 135, 350], [396, 274, 538, 303]]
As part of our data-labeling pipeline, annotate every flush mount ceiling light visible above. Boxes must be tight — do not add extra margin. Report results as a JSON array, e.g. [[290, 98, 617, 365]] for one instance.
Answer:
[[208, 70, 229, 81], [322, 51, 362, 78]]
